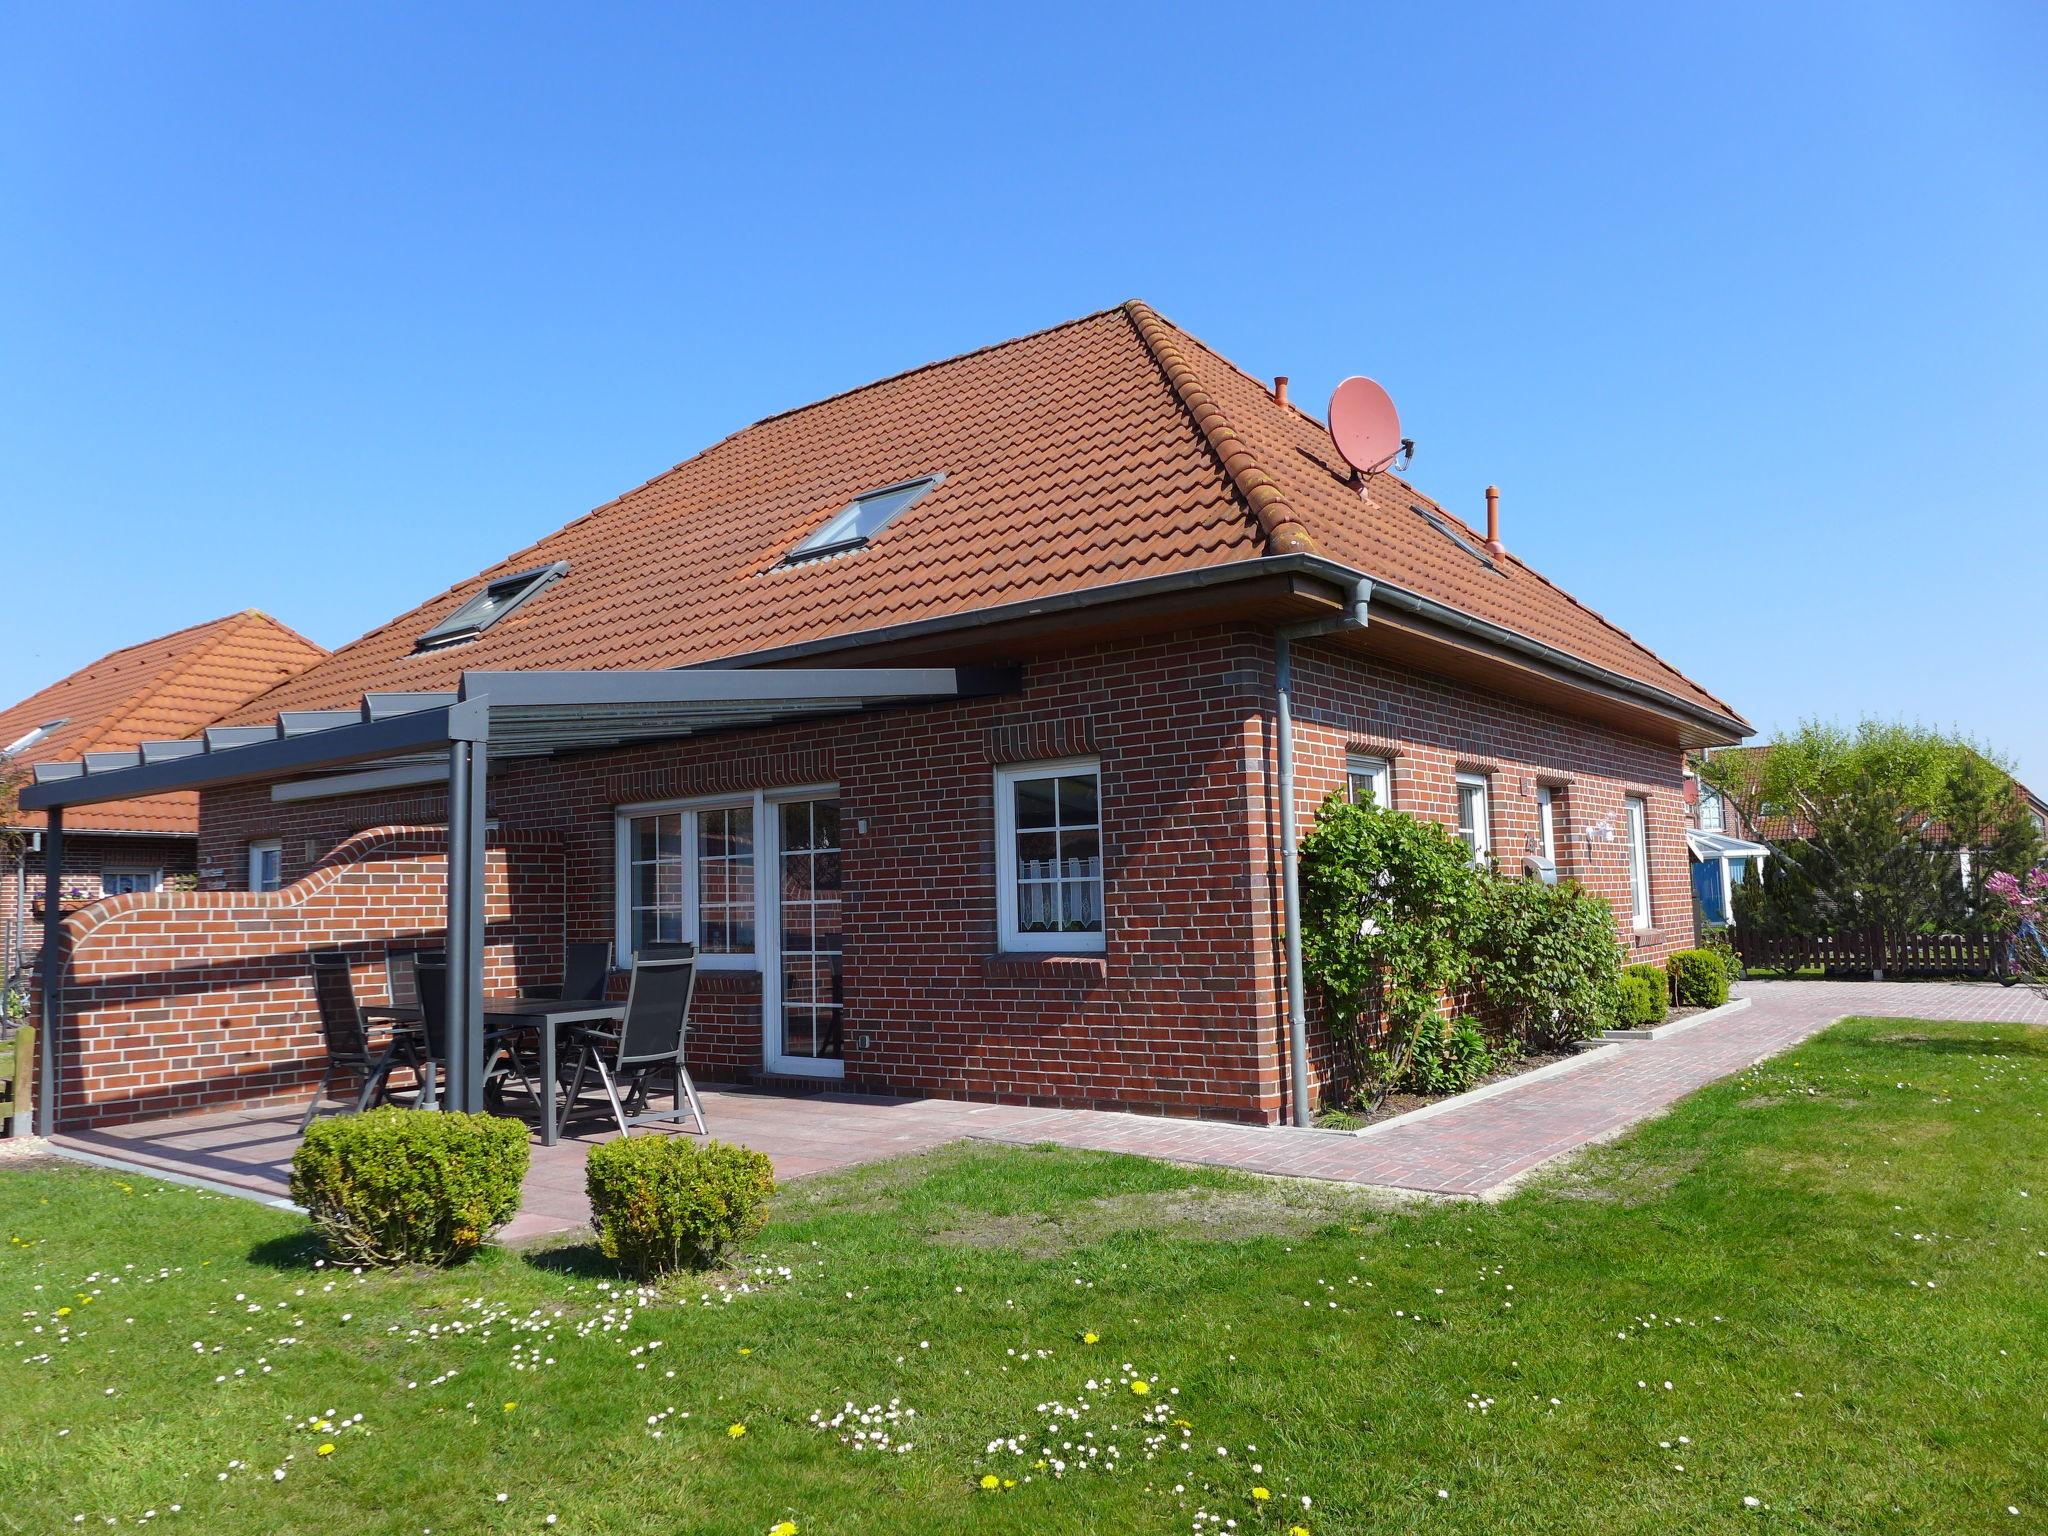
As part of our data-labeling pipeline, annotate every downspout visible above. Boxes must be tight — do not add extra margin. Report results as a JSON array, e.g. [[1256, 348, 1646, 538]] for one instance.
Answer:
[[1275, 578, 1372, 1127]]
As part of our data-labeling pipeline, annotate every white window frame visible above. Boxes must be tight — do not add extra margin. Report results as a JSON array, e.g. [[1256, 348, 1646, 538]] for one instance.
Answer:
[[1345, 754, 1391, 808], [1697, 783, 1725, 832], [102, 866, 162, 897], [760, 785, 846, 1078], [613, 792, 768, 970], [1535, 785, 1557, 865], [1625, 795, 1653, 930], [994, 757, 1106, 954], [1455, 773, 1492, 861], [247, 839, 283, 894]]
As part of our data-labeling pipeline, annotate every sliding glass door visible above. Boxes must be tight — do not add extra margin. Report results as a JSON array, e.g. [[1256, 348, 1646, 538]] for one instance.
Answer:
[[768, 795, 843, 1075]]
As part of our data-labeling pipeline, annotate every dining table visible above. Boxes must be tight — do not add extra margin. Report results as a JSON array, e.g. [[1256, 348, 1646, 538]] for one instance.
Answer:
[[482, 995, 626, 1145]]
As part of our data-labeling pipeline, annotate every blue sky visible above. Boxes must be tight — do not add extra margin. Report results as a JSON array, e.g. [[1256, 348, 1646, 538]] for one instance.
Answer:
[[4, 3, 2044, 781]]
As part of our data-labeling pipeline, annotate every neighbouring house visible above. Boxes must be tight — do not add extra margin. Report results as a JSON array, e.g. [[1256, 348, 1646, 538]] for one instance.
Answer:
[[1690, 743, 2047, 926], [1, 612, 328, 992], [23, 302, 1751, 1132]]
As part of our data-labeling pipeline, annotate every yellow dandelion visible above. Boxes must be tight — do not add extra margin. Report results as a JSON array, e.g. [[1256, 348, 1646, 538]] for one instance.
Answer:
[[980, 1475, 1000, 1491], [503, 1401, 517, 1412], [1003, 1479, 1017, 1489], [728, 1423, 748, 1439], [1292, 1527, 1313, 1536], [1253, 1487, 1272, 1501], [768, 1523, 799, 1536], [1130, 1379, 1150, 1395], [55, 1306, 71, 1317], [1082, 1331, 1100, 1344], [738, 1346, 753, 1356], [317, 1444, 335, 1457]]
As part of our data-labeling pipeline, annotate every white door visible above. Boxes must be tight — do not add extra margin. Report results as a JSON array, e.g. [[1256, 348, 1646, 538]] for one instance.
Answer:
[[764, 794, 844, 1077]]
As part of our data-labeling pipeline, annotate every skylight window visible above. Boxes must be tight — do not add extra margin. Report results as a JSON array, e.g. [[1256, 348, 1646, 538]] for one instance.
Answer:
[[1410, 503, 1498, 572], [415, 561, 568, 651], [4, 717, 69, 756], [784, 475, 943, 564]]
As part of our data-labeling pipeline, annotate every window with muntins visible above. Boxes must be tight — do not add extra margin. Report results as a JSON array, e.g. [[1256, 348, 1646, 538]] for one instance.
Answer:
[[1455, 773, 1492, 861], [102, 867, 161, 897], [995, 759, 1104, 952], [620, 802, 757, 963]]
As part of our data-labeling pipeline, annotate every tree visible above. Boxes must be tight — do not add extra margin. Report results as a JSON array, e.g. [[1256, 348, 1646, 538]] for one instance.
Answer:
[[1701, 720, 2044, 940]]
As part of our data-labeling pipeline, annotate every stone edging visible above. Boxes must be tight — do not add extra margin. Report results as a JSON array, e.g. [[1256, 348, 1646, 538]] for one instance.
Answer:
[[1345, 1041, 1624, 1140], [1594, 994, 1753, 1044]]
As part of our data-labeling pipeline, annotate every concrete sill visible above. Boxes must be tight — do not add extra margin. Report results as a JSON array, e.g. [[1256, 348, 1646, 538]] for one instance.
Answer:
[[1595, 994, 1753, 1043]]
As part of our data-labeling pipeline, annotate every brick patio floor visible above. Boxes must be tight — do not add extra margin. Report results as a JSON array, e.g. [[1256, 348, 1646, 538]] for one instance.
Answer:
[[47, 979, 2048, 1238]]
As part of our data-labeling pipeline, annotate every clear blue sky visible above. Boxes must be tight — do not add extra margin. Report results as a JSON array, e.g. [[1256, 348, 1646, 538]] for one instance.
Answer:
[[4, 3, 2043, 780]]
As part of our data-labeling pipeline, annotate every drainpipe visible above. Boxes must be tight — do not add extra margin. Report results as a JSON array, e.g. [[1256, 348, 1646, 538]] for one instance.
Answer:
[[1275, 577, 1372, 1127]]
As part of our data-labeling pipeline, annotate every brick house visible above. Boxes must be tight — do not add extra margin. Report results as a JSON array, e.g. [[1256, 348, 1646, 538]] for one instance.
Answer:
[[25, 302, 1750, 1131], [1, 612, 327, 990]]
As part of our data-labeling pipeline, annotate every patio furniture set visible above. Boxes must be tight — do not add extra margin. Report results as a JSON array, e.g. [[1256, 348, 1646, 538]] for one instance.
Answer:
[[300, 940, 709, 1145]]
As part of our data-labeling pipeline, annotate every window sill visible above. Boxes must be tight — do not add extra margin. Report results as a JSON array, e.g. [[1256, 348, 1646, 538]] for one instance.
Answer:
[[984, 952, 1108, 983]]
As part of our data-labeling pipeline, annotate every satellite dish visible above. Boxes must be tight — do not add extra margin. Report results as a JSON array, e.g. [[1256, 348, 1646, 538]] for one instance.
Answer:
[[1327, 376, 1404, 477]]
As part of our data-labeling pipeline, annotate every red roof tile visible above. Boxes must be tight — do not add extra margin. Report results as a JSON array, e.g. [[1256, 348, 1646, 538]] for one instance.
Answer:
[[1, 612, 328, 834], [226, 303, 1742, 731]]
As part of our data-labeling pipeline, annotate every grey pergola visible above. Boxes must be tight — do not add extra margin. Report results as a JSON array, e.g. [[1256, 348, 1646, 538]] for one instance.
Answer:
[[19, 665, 1012, 1134]]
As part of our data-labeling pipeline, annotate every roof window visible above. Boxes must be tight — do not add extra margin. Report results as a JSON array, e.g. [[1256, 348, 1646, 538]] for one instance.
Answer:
[[415, 562, 568, 651], [783, 475, 943, 565]]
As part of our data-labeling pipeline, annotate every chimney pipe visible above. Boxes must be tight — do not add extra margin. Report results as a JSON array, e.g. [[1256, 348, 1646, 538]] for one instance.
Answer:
[[1484, 484, 1505, 557], [1272, 375, 1289, 407]]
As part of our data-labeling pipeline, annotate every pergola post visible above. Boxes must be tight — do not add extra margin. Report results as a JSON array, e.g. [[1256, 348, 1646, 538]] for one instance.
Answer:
[[37, 809, 63, 1136], [443, 739, 488, 1114]]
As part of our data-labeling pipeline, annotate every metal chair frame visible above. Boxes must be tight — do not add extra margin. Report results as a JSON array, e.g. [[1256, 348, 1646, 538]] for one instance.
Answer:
[[558, 944, 706, 1137], [300, 952, 403, 1131]]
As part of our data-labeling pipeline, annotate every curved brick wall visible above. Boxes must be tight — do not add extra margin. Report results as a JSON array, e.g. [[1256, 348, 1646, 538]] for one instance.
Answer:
[[48, 825, 564, 1129]]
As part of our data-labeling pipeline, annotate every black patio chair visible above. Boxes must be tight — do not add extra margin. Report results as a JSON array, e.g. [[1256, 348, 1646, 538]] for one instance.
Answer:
[[300, 952, 404, 1131], [518, 940, 614, 1002], [413, 960, 531, 1113], [557, 944, 706, 1137]]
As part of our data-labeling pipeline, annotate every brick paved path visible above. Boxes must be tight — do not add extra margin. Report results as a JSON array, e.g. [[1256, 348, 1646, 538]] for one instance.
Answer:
[[975, 980, 2048, 1197], [52, 979, 2048, 1230]]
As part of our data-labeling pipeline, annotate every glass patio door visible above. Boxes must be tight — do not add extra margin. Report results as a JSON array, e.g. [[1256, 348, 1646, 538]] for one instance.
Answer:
[[768, 795, 843, 1076]]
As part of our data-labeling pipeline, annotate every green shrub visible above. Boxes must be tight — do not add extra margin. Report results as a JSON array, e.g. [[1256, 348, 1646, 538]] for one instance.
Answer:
[[1467, 876, 1624, 1047], [289, 1108, 528, 1267], [1667, 947, 1732, 1008], [1699, 923, 1745, 982], [1617, 965, 1668, 1028], [1398, 1015, 1498, 1097], [1299, 796, 1484, 1102], [586, 1136, 777, 1278]]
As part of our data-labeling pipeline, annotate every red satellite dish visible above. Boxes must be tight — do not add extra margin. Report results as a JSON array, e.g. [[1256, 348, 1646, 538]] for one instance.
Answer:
[[1327, 376, 1403, 476]]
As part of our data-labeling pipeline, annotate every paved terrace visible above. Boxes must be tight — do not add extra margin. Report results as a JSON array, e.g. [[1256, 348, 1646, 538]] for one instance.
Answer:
[[47, 980, 2048, 1240]]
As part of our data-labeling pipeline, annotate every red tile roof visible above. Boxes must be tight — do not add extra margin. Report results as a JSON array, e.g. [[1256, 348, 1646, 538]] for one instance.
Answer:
[[1, 612, 328, 834], [227, 302, 1742, 730]]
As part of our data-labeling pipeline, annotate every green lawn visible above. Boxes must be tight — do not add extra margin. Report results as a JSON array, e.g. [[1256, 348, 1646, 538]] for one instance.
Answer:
[[4, 1017, 2045, 1535]]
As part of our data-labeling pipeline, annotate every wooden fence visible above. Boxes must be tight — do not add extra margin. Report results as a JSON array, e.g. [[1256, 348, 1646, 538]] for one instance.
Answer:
[[1735, 927, 1997, 979]]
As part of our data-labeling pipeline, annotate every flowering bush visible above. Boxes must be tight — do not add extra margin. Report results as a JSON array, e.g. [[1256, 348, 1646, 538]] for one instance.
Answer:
[[586, 1136, 776, 1278], [289, 1107, 528, 1266], [1984, 867, 2046, 931], [1298, 795, 1483, 1101]]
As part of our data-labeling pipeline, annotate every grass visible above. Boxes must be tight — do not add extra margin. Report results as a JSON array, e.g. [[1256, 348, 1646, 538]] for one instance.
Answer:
[[3, 1016, 2045, 1535]]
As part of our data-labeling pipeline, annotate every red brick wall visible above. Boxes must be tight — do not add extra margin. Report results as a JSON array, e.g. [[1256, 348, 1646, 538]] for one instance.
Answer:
[[3, 834, 196, 985], [47, 826, 563, 1128], [1266, 637, 1697, 1104], [171, 624, 1701, 1127]]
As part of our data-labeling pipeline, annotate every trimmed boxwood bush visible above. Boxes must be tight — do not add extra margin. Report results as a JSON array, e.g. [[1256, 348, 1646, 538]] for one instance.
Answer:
[[1617, 964, 1668, 1028], [289, 1107, 528, 1267], [1667, 947, 1732, 1008], [586, 1136, 776, 1278]]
